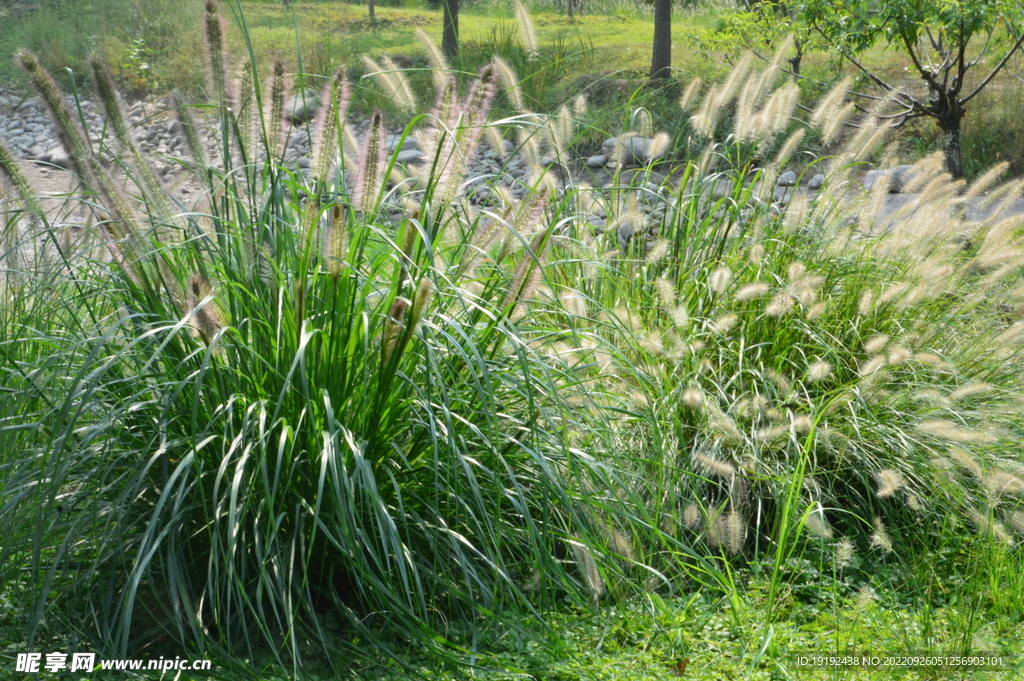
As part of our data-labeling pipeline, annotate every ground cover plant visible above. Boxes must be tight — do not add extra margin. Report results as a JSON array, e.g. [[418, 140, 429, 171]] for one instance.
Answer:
[[1, 1, 1024, 679]]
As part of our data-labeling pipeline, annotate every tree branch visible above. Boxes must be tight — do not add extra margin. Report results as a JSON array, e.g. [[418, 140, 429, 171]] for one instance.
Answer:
[[953, 21, 968, 96], [961, 28, 1024, 105], [901, 31, 942, 93], [812, 26, 897, 94]]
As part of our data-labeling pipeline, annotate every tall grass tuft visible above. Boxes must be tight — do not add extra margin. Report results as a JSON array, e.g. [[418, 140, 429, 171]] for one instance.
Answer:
[[0, 3, 671, 673]]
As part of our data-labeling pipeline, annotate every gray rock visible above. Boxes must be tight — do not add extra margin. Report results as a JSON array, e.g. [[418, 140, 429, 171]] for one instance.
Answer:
[[777, 170, 797, 187], [620, 137, 652, 165], [285, 89, 320, 123], [396, 149, 423, 164], [585, 154, 607, 168], [385, 134, 420, 154], [808, 173, 825, 190], [773, 185, 794, 204], [616, 215, 643, 250], [601, 137, 619, 156], [863, 165, 918, 193], [886, 164, 918, 193]]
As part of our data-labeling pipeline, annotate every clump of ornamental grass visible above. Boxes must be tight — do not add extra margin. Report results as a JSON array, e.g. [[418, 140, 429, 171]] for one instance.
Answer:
[[0, 4, 675, 674], [524, 55, 1024, 583]]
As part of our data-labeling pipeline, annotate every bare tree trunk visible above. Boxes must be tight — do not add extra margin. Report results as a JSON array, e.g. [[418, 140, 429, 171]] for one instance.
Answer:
[[650, 0, 671, 79], [567, 0, 574, 21], [788, 38, 803, 76], [368, 0, 375, 21], [939, 114, 964, 179], [442, 0, 459, 59]]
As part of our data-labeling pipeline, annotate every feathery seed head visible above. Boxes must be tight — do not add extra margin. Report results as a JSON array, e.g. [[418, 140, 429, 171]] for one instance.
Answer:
[[874, 469, 903, 498], [648, 132, 670, 161], [858, 354, 886, 378], [415, 28, 452, 93], [709, 266, 733, 293], [918, 421, 998, 445], [569, 542, 603, 601], [949, 383, 994, 402], [766, 292, 794, 317], [766, 369, 791, 395], [682, 388, 705, 409], [792, 414, 813, 432], [806, 505, 833, 538], [187, 274, 225, 343], [683, 504, 701, 530], [354, 112, 386, 213], [985, 470, 1024, 497], [492, 56, 525, 112], [693, 452, 735, 480], [834, 538, 855, 568], [870, 517, 893, 552], [711, 314, 738, 335], [513, 0, 539, 59], [724, 511, 745, 554], [807, 360, 832, 383], [857, 289, 875, 316], [203, 1, 230, 105], [948, 447, 985, 479], [887, 346, 912, 365], [679, 78, 703, 112], [735, 282, 770, 301], [324, 204, 347, 277], [654, 276, 676, 309], [863, 335, 889, 354]]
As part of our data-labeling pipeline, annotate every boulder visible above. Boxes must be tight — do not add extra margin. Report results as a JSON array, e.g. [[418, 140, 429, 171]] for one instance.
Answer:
[[285, 89, 320, 123], [585, 154, 607, 168], [620, 137, 653, 165]]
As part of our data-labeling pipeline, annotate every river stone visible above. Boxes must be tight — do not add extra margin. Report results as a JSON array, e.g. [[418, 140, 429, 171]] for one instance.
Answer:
[[620, 137, 652, 165], [864, 165, 919, 193], [386, 134, 420, 153], [396, 149, 423, 164], [808, 173, 825, 190], [777, 170, 797, 186], [285, 89, 320, 123], [773, 185, 794, 204]]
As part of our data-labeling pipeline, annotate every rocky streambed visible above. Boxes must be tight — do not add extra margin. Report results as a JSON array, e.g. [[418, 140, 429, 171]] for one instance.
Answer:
[[3, 85, 1024, 254]]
